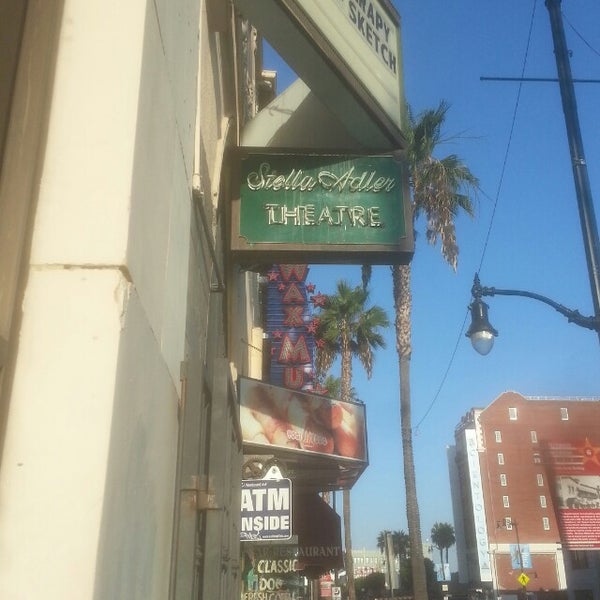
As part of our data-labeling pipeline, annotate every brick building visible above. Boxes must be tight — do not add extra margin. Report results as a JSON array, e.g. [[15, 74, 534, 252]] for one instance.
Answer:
[[448, 392, 600, 600]]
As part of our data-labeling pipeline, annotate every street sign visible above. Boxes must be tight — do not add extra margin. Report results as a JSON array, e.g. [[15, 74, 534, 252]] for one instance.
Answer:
[[518, 573, 530, 587]]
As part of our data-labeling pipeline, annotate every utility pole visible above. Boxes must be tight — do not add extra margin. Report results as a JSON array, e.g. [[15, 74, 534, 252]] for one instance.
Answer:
[[545, 0, 600, 344]]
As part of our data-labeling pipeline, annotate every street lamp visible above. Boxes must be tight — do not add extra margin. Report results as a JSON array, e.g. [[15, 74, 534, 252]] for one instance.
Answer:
[[468, 0, 600, 354], [466, 273, 600, 355]]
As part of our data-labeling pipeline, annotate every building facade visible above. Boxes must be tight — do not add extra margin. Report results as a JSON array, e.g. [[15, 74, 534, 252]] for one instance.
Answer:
[[449, 392, 600, 600], [0, 1, 407, 598]]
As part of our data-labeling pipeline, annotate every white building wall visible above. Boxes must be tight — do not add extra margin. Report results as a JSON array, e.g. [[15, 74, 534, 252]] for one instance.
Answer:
[[0, 0, 203, 597]]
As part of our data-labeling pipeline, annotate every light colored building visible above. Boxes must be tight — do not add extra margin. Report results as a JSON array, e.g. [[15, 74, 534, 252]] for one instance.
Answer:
[[0, 1, 407, 598], [448, 392, 600, 600], [0, 2, 259, 598], [353, 548, 387, 579]]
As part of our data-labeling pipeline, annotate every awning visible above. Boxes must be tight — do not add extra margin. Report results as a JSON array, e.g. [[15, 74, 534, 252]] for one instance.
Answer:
[[293, 491, 344, 578]]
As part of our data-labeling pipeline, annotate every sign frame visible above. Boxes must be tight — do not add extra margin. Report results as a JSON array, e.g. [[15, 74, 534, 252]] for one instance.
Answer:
[[230, 148, 414, 265], [238, 376, 369, 492], [241, 478, 293, 542]]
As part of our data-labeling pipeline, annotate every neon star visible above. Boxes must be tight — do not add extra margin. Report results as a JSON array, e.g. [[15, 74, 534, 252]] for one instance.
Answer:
[[306, 320, 319, 334], [311, 293, 327, 308]]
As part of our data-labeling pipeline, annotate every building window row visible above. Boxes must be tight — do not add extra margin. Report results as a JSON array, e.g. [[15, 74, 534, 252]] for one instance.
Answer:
[[501, 494, 546, 509], [504, 407, 569, 422], [498, 474, 545, 487], [502, 514, 551, 531]]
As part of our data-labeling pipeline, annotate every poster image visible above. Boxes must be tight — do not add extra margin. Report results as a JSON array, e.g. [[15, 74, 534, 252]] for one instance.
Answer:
[[548, 438, 600, 549], [239, 377, 367, 463]]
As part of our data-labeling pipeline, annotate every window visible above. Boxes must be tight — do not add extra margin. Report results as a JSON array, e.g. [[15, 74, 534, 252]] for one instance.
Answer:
[[500, 474, 507, 486], [531, 430, 538, 443], [509, 407, 518, 420], [542, 517, 550, 530], [537, 474, 544, 486], [504, 517, 513, 530], [498, 453, 505, 465], [540, 495, 547, 508], [560, 407, 569, 421], [503, 495, 510, 508], [495, 430, 502, 443], [533, 453, 542, 464]]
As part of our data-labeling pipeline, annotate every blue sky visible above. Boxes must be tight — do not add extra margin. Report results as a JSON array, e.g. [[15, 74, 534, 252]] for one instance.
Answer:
[[262, 0, 600, 558]]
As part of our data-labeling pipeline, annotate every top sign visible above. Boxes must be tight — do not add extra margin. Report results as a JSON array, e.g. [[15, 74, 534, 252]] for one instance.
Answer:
[[294, 0, 403, 131], [233, 0, 405, 148]]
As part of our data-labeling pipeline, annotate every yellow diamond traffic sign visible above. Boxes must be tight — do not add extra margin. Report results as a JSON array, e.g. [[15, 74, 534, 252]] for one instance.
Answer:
[[518, 573, 530, 587]]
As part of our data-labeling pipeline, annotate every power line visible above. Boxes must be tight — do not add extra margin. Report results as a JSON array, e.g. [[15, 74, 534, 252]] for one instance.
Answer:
[[415, 0, 539, 431]]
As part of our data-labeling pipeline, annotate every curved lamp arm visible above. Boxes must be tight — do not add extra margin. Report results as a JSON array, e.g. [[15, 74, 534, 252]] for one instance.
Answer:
[[467, 273, 600, 355], [471, 273, 600, 332]]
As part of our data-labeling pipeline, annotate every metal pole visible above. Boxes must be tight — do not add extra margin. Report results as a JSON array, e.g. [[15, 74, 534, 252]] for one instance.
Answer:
[[545, 0, 600, 344], [513, 522, 526, 600]]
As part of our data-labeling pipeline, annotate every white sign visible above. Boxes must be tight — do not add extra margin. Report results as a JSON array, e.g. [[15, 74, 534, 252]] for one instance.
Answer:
[[233, 0, 405, 143], [240, 478, 292, 541], [465, 429, 492, 581], [290, 0, 403, 131]]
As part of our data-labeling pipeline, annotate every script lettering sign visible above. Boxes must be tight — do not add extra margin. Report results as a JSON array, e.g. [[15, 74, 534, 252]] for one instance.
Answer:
[[231, 151, 413, 265]]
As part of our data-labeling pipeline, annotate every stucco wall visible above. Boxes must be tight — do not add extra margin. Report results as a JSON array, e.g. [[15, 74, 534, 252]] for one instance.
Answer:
[[0, 0, 201, 597]]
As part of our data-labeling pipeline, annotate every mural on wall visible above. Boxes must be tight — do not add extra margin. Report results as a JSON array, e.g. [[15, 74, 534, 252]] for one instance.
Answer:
[[547, 437, 600, 549]]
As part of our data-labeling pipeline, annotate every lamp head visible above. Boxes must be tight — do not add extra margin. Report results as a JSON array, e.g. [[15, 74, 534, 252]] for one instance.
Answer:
[[466, 297, 498, 355]]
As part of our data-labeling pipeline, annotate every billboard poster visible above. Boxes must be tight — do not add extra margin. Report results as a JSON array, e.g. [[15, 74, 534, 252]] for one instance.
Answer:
[[547, 437, 600, 549], [239, 376, 367, 463]]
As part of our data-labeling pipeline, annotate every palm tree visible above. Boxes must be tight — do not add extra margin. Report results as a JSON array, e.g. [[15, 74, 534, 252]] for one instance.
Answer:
[[316, 281, 389, 600], [317, 374, 359, 403], [392, 101, 479, 600], [430, 522, 456, 576], [376, 529, 410, 561]]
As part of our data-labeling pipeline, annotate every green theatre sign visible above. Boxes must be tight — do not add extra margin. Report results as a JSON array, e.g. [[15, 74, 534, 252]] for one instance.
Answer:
[[231, 151, 413, 265]]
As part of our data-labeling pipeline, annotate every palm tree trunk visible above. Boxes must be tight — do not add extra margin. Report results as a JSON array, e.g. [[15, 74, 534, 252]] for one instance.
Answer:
[[343, 488, 355, 600], [393, 263, 428, 600], [340, 333, 356, 600]]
